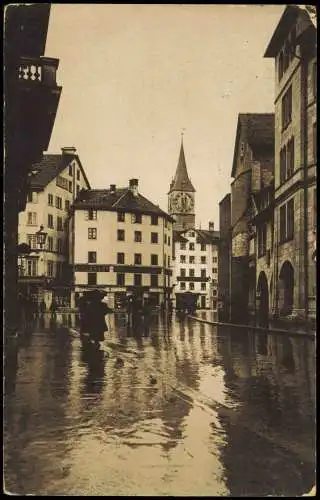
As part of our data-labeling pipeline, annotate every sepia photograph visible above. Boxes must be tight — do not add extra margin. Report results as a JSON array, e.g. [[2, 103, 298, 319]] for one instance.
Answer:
[[3, 3, 316, 496]]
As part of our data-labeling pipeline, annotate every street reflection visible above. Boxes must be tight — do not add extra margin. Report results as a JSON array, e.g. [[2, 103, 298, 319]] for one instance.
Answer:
[[4, 314, 315, 496]]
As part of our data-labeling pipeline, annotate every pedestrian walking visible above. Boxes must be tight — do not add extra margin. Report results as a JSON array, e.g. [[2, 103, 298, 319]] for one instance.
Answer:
[[40, 300, 46, 315], [50, 298, 57, 319], [82, 291, 113, 346]]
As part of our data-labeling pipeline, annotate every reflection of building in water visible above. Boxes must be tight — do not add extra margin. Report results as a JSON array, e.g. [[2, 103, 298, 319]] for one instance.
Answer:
[[216, 328, 315, 496], [4, 325, 73, 494]]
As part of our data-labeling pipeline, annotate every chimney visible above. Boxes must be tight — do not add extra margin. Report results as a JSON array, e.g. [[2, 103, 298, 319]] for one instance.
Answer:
[[129, 178, 139, 197], [209, 221, 214, 231], [61, 147, 77, 155], [110, 184, 116, 193]]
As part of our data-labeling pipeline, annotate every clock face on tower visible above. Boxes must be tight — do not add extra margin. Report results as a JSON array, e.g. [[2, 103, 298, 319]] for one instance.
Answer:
[[171, 192, 194, 213]]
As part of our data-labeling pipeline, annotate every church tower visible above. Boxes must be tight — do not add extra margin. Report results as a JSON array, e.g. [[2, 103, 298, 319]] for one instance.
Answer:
[[168, 137, 196, 231]]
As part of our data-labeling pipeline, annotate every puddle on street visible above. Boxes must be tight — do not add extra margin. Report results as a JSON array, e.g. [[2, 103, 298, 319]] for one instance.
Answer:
[[4, 313, 316, 496]]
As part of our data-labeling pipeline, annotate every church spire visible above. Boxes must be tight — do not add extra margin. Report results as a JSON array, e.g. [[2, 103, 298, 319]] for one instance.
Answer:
[[169, 135, 196, 193]]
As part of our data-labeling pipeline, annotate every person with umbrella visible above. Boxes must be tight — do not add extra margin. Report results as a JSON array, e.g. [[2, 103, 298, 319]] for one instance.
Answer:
[[81, 290, 113, 347]]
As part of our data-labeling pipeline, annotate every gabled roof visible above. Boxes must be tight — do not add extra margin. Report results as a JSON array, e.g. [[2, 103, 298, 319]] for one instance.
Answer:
[[264, 5, 316, 58], [29, 153, 91, 190], [168, 140, 196, 193], [231, 113, 275, 178], [73, 187, 174, 221], [173, 227, 220, 245]]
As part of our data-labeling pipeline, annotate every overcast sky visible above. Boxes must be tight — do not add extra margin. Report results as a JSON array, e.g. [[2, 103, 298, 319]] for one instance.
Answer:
[[45, 4, 284, 229]]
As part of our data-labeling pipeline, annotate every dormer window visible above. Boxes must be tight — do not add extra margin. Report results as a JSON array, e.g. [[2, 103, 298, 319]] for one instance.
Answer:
[[240, 142, 245, 159]]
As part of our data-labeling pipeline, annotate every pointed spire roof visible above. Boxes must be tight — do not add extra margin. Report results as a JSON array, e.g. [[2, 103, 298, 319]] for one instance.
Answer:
[[169, 139, 196, 193]]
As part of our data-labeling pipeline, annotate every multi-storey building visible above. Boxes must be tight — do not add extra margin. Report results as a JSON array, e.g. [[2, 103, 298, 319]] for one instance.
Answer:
[[18, 147, 91, 309], [229, 113, 275, 323], [69, 179, 174, 310], [4, 4, 62, 336], [264, 5, 316, 325], [172, 224, 219, 312], [218, 193, 231, 322]]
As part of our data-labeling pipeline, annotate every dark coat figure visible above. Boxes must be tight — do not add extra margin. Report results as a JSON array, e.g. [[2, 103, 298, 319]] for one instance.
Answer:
[[84, 298, 112, 343], [50, 299, 58, 318], [40, 300, 46, 314]]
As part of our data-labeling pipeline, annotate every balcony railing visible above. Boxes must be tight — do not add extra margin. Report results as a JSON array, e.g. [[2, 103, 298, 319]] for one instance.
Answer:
[[18, 56, 59, 87]]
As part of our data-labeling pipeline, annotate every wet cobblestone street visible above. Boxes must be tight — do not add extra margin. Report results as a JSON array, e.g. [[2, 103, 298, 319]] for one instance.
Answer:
[[4, 312, 316, 496]]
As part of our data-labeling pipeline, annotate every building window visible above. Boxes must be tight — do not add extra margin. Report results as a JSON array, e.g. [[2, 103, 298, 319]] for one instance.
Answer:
[[201, 256, 206, 264], [65, 200, 70, 211], [201, 282, 206, 291], [282, 85, 292, 130], [47, 260, 54, 277], [118, 212, 125, 222], [168, 236, 171, 246], [57, 216, 63, 231], [55, 196, 62, 209], [69, 165, 73, 176], [134, 253, 142, 265], [286, 137, 294, 178], [189, 256, 195, 264], [27, 212, 37, 226], [180, 268, 186, 277], [151, 232, 158, 244], [280, 198, 294, 243], [151, 254, 158, 266], [189, 243, 195, 251], [168, 256, 170, 266], [164, 234, 167, 244], [76, 185, 80, 195], [180, 282, 186, 290], [258, 223, 267, 257], [47, 236, 53, 251], [132, 213, 142, 224], [117, 273, 125, 286], [88, 251, 97, 263], [201, 269, 206, 278], [118, 229, 125, 241], [26, 234, 37, 249], [86, 209, 97, 220], [77, 169, 80, 181], [117, 252, 125, 264], [151, 274, 158, 287], [135, 231, 142, 242], [48, 193, 53, 206], [164, 255, 166, 267], [278, 51, 284, 81], [212, 268, 217, 274], [134, 274, 142, 286], [189, 282, 195, 291], [56, 176, 69, 191], [180, 255, 186, 263], [313, 122, 317, 161], [88, 228, 97, 239], [57, 238, 63, 254], [68, 181, 72, 193], [201, 243, 206, 251], [48, 214, 54, 228], [180, 242, 186, 250], [189, 269, 195, 277], [212, 257, 218, 263], [26, 259, 38, 276], [27, 191, 38, 203], [280, 145, 287, 184], [213, 289, 217, 296], [151, 215, 158, 225], [280, 137, 295, 183], [88, 272, 97, 285]]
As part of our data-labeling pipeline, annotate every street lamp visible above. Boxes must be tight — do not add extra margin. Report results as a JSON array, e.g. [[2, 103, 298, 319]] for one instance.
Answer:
[[36, 225, 47, 249]]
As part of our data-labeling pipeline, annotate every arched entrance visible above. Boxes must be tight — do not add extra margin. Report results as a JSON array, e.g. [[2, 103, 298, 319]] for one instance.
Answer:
[[257, 271, 269, 326], [279, 261, 294, 316]]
